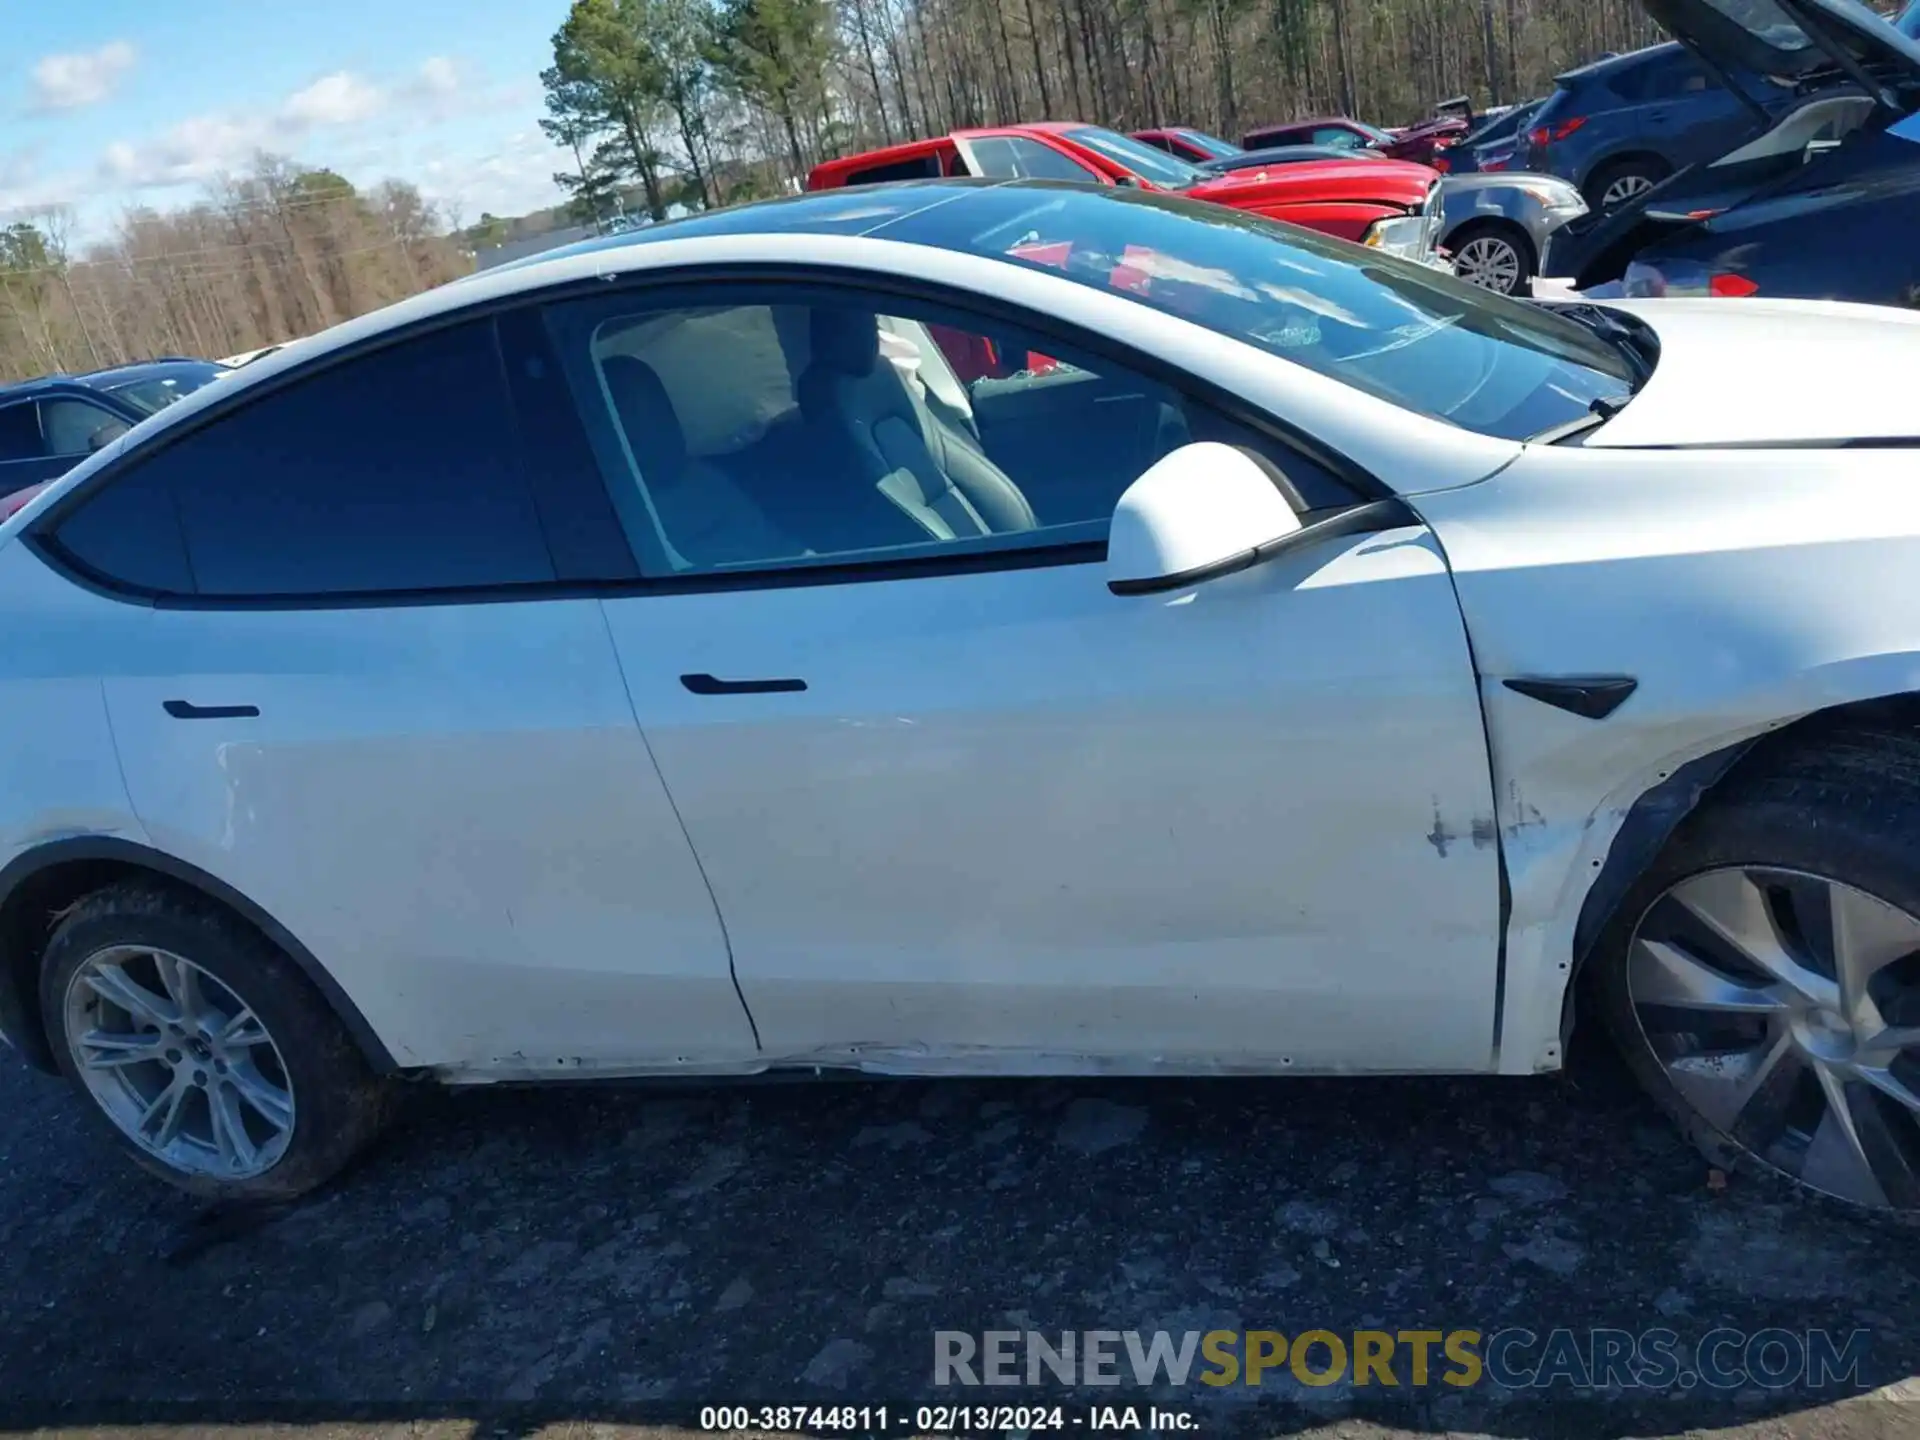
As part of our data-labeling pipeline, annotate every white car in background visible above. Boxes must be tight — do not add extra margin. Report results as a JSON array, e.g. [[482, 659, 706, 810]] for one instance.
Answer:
[[1, 176, 1917, 1214]]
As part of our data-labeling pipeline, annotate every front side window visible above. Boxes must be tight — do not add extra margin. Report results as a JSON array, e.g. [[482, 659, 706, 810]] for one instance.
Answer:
[[40, 399, 129, 456], [878, 182, 1637, 441], [1060, 127, 1208, 187], [540, 285, 1340, 580], [966, 136, 1102, 183], [1178, 129, 1244, 160], [48, 318, 555, 598], [1313, 126, 1371, 149]]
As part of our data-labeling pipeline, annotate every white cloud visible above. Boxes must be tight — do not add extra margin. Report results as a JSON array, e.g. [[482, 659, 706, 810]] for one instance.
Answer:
[[99, 113, 269, 189], [85, 55, 564, 222], [281, 71, 385, 127], [416, 57, 460, 97], [414, 129, 570, 223], [29, 40, 137, 112]]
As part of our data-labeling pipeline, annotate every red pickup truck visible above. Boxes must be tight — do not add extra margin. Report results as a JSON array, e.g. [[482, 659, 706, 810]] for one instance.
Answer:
[[807, 121, 1440, 251]]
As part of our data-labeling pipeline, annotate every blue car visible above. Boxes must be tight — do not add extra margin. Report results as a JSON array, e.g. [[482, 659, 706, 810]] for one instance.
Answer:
[[1549, 0, 1920, 305], [1439, 99, 1547, 176], [1521, 40, 1800, 209], [0, 359, 227, 498]]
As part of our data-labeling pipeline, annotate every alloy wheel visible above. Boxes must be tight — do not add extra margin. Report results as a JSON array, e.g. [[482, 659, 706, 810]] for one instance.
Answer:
[[1454, 236, 1524, 294], [1627, 866, 1920, 1210], [62, 945, 296, 1180], [1601, 173, 1654, 209]]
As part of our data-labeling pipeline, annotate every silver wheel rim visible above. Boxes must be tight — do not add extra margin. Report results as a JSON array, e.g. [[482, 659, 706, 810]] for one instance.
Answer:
[[1601, 172, 1654, 208], [1454, 235, 1523, 293], [63, 946, 296, 1180], [1627, 866, 1920, 1210]]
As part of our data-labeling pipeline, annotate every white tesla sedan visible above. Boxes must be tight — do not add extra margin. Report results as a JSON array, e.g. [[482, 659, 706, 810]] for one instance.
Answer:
[[1, 177, 1916, 1213]]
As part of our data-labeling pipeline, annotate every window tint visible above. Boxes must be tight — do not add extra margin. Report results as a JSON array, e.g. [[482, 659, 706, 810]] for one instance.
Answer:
[[51, 319, 556, 597], [967, 136, 1100, 182], [846, 154, 944, 185], [0, 402, 42, 462], [541, 286, 1339, 579], [41, 399, 129, 456], [1606, 51, 1705, 102]]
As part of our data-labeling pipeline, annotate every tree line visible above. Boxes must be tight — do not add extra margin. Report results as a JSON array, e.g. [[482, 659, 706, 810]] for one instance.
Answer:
[[0, 159, 468, 383], [543, 0, 1673, 222]]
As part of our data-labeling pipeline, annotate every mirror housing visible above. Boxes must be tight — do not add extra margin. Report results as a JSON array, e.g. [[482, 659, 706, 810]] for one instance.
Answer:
[[1107, 442, 1304, 596], [1112, 173, 1146, 189]]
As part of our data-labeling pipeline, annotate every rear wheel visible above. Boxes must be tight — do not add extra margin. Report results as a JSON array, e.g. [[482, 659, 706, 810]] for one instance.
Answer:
[[41, 883, 394, 1200], [1448, 222, 1534, 296], [1585, 156, 1669, 212], [1592, 733, 1920, 1214]]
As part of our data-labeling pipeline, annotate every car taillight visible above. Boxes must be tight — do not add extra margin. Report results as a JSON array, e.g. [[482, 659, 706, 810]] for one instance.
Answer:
[[1484, 155, 1512, 171], [1528, 116, 1586, 148], [1709, 273, 1759, 298], [1433, 156, 1451, 173]]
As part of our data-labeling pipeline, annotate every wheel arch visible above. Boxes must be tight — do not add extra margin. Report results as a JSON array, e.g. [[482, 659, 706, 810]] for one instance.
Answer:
[[1559, 691, 1920, 1044], [0, 837, 398, 1076], [1577, 148, 1673, 201]]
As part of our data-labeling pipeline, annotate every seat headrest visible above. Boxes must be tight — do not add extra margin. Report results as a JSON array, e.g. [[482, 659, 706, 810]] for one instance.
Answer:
[[809, 308, 880, 378], [601, 355, 687, 478]]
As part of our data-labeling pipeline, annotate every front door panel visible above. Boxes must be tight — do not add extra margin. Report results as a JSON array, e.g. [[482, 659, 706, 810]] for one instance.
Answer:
[[601, 527, 1504, 1075]]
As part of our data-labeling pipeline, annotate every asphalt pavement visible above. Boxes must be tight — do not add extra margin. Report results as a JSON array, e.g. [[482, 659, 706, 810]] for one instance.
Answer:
[[2, 1025, 1917, 1440]]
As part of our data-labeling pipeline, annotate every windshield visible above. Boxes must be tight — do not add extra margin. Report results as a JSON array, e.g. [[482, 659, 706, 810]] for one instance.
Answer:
[[1178, 129, 1244, 159], [879, 183, 1637, 441], [99, 363, 225, 416], [1903, 0, 1919, 38], [1063, 127, 1208, 188]]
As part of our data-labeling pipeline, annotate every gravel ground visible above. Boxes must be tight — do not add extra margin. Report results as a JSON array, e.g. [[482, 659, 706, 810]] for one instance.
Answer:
[[2, 1027, 1917, 1440]]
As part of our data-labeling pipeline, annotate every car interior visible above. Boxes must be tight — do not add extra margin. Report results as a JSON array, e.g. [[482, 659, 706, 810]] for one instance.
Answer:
[[581, 301, 1195, 573]]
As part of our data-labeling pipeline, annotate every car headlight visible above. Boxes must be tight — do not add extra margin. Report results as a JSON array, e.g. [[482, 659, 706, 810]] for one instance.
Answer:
[[1512, 179, 1586, 211], [1361, 215, 1433, 258]]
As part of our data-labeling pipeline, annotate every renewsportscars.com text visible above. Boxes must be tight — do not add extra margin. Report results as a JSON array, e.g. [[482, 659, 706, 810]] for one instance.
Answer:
[[933, 1328, 1872, 1392]]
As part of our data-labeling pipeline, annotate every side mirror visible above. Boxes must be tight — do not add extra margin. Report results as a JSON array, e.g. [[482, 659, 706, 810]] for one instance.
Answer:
[[1107, 442, 1303, 596], [1112, 174, 1146, 189]]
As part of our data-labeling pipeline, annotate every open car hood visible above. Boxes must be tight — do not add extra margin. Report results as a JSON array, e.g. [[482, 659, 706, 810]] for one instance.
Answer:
[[1642, 0, 1920, 88], [1577, 297, 1920, 447]]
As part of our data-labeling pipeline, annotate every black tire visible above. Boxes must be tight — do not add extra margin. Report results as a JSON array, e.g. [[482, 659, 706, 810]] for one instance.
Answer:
[[1447, 220, 1536, 296], [1588, 723, 1920, 1217], [1583, 155, 1670, 212], [39, 882, 394, 1200]]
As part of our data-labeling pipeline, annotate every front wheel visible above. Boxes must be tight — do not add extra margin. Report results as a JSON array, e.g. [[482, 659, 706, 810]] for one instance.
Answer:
[[41, 883, 394, 1200], [1591, 732, 1920, 1214], [1448, 222, 1534, 296]]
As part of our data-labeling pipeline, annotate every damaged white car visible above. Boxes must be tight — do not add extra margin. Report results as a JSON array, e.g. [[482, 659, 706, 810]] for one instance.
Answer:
[[2, 174, 1917, 1212]]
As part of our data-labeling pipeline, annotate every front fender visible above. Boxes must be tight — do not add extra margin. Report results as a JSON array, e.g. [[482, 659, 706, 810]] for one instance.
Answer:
[[1416, 443, 1920, 1071]]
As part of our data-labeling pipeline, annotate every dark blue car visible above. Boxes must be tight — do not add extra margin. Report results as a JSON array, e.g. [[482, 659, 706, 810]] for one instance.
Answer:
[[0, 359, 227, 498], [1550, 0, 1920, 305], [1521, 40, 1800, 209]]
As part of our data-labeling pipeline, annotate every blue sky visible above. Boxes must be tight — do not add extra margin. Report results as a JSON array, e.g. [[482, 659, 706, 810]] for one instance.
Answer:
[[2, 0, 574, 243]]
